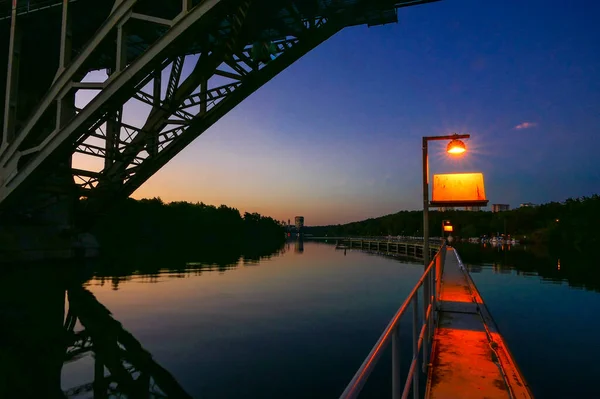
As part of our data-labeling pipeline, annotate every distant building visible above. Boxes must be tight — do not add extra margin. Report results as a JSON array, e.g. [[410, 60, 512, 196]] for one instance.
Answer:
[[492, 204, 510, 213], [438, 207, 455, 212], [295, 216, 304, 232], [520, 202, 536, 208], [465, 206, 482, 211]]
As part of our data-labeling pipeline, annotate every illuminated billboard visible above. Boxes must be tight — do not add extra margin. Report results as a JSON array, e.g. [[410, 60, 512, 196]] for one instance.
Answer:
[[431, 173, 488, 207]]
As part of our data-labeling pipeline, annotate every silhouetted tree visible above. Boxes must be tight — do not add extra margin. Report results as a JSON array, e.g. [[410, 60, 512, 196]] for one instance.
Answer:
[[91, 198, 285, 280]]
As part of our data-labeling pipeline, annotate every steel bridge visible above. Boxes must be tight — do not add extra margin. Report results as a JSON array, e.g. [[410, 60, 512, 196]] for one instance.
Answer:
[[0, 0, 439, 231]]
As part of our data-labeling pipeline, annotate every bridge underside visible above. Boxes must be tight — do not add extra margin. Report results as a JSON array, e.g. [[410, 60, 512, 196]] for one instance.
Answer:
[[0, 0, 438, 231]]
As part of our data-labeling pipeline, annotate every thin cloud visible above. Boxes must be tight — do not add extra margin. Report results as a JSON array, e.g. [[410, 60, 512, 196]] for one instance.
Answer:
[[515, 122, 537, 130]]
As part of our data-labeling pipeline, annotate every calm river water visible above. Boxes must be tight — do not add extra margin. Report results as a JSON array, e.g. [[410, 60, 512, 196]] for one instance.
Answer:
[[1, 240, 598, 398]]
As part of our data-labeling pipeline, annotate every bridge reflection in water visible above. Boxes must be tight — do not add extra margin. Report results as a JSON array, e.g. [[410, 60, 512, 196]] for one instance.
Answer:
[[0, 265, 192, 398]]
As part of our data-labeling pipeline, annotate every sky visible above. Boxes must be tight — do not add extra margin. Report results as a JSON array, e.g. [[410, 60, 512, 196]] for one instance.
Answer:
[[82, 0, 600, 226]]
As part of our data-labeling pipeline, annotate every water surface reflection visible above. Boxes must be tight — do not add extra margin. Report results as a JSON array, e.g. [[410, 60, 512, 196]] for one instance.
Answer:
[[5, 242, 597, 398], [456, 243, 600, 292], [0, 265, 193, 398], [1, 242, 426, 398]]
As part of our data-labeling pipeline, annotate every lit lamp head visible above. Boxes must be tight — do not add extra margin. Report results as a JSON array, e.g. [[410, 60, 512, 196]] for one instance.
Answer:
[[447, 138, 467, 155], [443, 220, 453, 232]]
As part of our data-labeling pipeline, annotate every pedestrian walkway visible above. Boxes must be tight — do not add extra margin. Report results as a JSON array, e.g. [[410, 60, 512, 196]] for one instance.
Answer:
[[425, 247, 533, 399]]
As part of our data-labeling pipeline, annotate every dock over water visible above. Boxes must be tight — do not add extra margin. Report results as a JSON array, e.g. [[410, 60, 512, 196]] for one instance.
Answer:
[[426, 248, 532, 399], [338, 242, 533, 399]]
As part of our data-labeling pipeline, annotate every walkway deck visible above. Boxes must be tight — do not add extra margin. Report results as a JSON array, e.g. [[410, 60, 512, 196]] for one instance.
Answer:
[[425, 248, 533, 399]]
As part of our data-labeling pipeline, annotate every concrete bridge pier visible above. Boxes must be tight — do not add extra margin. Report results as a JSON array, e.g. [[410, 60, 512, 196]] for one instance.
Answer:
[[0, 159, 99, 263]]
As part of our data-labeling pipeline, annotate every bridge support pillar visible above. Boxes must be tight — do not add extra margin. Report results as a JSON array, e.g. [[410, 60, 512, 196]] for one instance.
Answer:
[[2, 0, 22, 148], [0, 159, 99, 263]]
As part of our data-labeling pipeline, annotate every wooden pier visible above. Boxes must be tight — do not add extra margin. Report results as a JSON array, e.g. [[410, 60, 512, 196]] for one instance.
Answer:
[[425, 247, 533, 399], [338, 243, 532, 399], [335, 238, 439, 260]]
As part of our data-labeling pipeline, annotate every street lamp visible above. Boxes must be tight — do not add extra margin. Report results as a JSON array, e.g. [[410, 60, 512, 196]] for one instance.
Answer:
[[422, 133, 469, 268]]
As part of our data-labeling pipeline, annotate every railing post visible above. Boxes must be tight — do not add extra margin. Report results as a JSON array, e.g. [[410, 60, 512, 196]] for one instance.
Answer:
[[429, 262, 435, 340], [422, 267, 429, 373], [412, 294, 419, 399], [392, 326, 401, 399], [439, 252, 442, 297]]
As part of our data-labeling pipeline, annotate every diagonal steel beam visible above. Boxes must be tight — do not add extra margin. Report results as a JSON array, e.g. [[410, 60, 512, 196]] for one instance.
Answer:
[[91, 16, 344, 207], [101, 51, 221, 184], [0, 0, 138, 162], [165, 55, 185, 102], [101, 1, 256, 188], [0, 0, 227, 206]]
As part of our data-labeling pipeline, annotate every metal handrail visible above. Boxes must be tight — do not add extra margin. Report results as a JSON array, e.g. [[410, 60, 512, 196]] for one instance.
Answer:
[[324, 236, 445, 242], [339, 243, 447, 399]]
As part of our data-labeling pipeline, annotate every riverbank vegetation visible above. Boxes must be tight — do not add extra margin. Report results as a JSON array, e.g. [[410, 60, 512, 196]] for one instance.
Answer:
[[92, 198, 285, 273], [305, 195, 599, 250]]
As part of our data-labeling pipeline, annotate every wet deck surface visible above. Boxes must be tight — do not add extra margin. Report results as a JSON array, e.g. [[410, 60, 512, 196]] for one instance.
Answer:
[[426, 248, 532, 399]]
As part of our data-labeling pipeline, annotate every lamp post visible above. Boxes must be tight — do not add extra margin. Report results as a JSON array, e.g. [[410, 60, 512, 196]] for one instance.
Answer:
[[418, 133, 469, 376], [422, 134, 469, 268]]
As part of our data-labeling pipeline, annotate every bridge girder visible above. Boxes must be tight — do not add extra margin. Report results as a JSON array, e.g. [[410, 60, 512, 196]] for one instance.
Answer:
[[0, 0, 439, 225]]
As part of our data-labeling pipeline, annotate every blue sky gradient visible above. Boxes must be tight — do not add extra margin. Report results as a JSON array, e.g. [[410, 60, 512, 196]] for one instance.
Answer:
[[126, 0, 600, 225]]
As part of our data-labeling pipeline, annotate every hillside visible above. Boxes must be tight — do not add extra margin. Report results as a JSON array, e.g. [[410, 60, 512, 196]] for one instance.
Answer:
[[304, 195, 600, 249]]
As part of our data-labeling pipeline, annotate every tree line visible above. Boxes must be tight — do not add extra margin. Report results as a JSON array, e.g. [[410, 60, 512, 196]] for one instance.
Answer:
[[92, 198, 285, 273], [305, 195, 600, 250]]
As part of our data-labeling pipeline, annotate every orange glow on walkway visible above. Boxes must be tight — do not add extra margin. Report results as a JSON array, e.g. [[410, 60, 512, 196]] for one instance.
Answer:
[[426, 249, 532, 399]]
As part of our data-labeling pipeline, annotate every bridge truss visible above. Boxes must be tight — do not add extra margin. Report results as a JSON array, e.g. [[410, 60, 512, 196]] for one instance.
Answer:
[[0, 0, 438, 226]]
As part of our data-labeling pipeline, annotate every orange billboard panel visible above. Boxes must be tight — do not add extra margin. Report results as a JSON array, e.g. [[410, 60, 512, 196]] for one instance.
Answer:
[[431, 173, 489, 207]]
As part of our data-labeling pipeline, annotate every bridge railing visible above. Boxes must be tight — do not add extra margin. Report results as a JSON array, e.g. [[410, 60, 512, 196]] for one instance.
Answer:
[[339, 243, 447, 399], [308, 236, 445, 244]]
